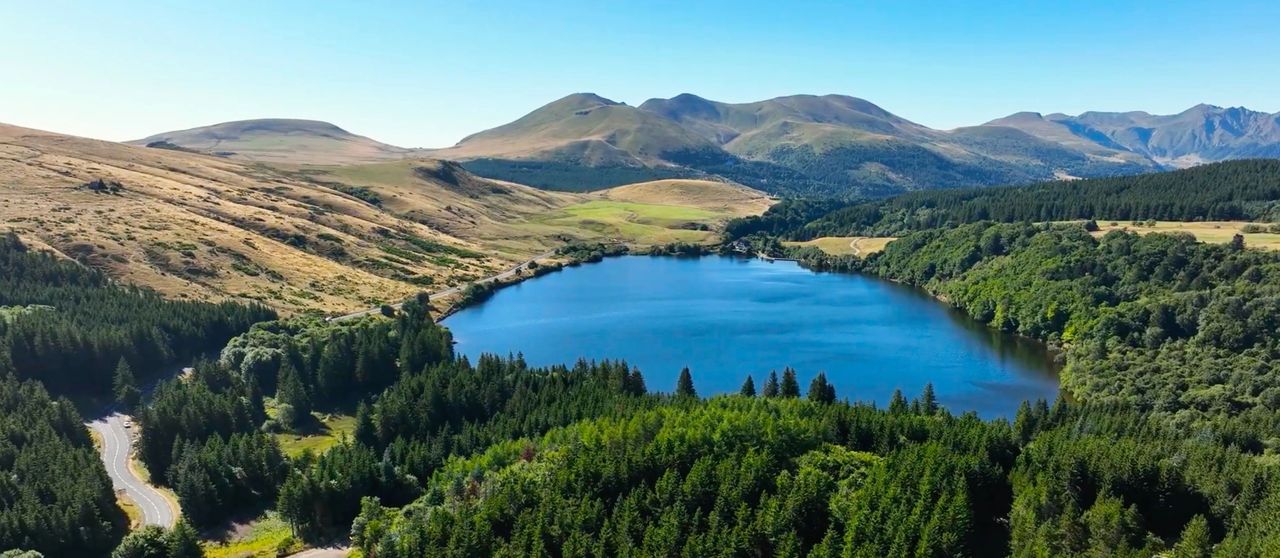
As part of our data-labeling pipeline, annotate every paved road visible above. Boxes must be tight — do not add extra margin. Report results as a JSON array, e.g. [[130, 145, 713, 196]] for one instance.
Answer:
[[334, 250, 556, 322], [88, 412, 177, 527]]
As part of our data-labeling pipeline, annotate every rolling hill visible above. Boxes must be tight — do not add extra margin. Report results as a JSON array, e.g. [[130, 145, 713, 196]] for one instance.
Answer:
[[130, 118, 415, 165], [600, 178, 774, 216], [1, 122, 581, 314], [3, 123, 775, 314]]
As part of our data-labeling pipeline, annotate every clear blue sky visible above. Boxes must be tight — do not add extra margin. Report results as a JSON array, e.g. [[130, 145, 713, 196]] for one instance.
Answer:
[[3, 0, 1277, 147]]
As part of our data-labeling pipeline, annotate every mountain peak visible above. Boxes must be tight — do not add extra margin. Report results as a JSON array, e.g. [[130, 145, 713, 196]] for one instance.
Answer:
[[639, 93, 721, 121], [987, 111, 1046, 124], [1174, 103, 1224, 119], [550, 92, 621, 110]]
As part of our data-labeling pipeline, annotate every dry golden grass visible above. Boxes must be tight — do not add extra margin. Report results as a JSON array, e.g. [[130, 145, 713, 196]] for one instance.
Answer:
[[1087, 220, 1280, 250], [1, 123, 774, 314], [785, 236, 896, 256], [0, 123, 559, 314], [305, 159, 585, 259]]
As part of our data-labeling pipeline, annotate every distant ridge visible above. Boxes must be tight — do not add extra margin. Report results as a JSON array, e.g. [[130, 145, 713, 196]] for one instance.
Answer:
[[983, 105, 1280, 168], [130, 118, 414, 165], [134, 97, 1280, 196], [427, 93, 1178, 196]]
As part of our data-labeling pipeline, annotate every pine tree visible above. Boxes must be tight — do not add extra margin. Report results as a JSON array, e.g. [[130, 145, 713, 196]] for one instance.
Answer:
[[780, 367, 800, 398], [113, 357, 141, 410], [1172, 515, 1212, 558], [626, 369, 647, 395], [676, 367, 696, 398], [807, 372, 835, 404], [354, 402, 378, 449], [740, 375, 756, 397], [165, 520, 204, 558], [763, 371, 780, 398], [276, 359, 311, 428], [920, 383, 939, 415], [889, 389, 909, 414]]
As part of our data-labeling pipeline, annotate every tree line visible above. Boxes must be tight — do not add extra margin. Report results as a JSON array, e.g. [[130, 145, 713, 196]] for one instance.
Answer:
[[728, 159, 1280, 241], [0, 233, 274, 398]]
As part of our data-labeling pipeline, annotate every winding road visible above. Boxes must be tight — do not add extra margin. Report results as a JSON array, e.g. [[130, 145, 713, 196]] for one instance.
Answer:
[[88, 412, 177, 528], [78, 253, 561, 549], [334, 249, 555, 321]]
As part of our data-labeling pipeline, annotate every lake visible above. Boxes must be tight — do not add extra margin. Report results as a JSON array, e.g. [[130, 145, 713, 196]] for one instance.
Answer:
[[443, 255, 1059, 417]]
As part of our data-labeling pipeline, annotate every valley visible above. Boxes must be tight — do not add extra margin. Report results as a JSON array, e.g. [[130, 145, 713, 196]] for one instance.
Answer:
[[3, 27, 1280, 557], [7, 109, 1280, 558]]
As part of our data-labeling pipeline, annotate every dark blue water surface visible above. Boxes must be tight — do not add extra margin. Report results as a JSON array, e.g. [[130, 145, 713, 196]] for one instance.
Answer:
[[443, 256, 1059, 418]]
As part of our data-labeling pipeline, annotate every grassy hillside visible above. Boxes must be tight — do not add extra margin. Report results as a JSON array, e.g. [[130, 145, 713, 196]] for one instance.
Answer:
[[600, 178, 774, 216], [2, 124, 773, 313], [520, 179, 775, 246], [0, 123, 573, 314], [431, 93, 719, 166], [784, 236, 895, 256], [130, 118, 413, 165]]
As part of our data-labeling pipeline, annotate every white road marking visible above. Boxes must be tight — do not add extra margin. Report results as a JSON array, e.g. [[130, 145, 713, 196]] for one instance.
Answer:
[[89, 412, 176, 527]]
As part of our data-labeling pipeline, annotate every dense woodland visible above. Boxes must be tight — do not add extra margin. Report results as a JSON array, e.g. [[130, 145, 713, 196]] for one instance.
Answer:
[[801, 222, 1280, 427], [730, 159, 1280, 240], [0, 370, 123, 557], [0, 233, 274, 397], [0, 235, 271, 557]]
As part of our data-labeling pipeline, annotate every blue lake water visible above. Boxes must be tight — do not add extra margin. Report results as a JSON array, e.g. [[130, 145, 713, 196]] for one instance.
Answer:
[[443, 255, 1059, 417]]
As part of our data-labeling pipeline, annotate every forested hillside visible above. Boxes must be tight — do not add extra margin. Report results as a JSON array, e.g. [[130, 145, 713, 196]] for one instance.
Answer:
[[765, 159, 1280, 239], [0, 233, 274, 397], [10, 165, 1280, 557], [846, 223, 1280, 427], [0, 372, 124, 556]]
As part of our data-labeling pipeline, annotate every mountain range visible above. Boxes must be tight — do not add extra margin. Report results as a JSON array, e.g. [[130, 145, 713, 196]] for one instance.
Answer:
[[135, 94, 1280, 197]]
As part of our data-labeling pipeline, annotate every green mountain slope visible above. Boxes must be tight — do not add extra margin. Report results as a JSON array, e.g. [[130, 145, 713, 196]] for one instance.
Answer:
[[437, 92, 1170, 197]]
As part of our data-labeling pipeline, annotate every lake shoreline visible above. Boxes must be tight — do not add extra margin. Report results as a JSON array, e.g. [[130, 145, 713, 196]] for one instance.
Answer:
[[443, 254, 1061, 418]]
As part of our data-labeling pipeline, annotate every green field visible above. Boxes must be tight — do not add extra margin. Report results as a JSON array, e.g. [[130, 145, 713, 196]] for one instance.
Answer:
[[272, 412, 357, 457], [203, 512, 300, 558], [785, 236, 896, 256], [1086, 220, 1280, 250], [525, 200, 728, 245]]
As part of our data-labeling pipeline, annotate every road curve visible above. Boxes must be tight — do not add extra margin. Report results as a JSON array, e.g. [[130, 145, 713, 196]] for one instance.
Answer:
[[333, 250, 556, 322], [88, 412, 177, 528]]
